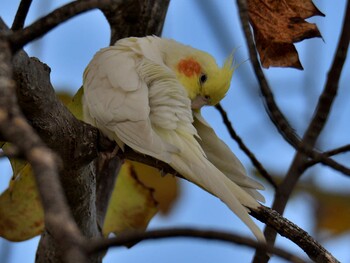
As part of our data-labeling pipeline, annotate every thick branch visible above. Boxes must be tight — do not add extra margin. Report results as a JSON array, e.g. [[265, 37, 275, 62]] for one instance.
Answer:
[[250, 206, 339, 263], [10, 46, 105, 263], [101, 0, 170, 44], [0, 33, 87, 263], [12, 53, 99, 168], [3, 0, 171, 261], [0, 15, 103, 262]]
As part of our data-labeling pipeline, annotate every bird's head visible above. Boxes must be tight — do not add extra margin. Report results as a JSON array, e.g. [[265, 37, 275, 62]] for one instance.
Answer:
[[173, 50, 234, 109]]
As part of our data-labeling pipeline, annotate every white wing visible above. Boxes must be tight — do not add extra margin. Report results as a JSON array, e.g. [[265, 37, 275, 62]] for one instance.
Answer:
[[83, 39, 178, 163], [193, 112, 265, 202], [137, 56, 264, 242]]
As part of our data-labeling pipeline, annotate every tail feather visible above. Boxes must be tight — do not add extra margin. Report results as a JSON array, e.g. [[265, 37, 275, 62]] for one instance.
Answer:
[[242, 188, 265, 203], [171, 152, 265, 242], [193, 113, 265, 193], [205, 165, 265, 242]]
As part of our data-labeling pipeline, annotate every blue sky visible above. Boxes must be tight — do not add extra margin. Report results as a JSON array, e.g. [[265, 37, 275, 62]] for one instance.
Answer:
[[0, 1, 350, 262]]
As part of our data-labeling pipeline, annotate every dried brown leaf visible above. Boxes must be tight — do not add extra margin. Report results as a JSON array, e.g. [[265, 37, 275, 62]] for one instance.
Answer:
[[247, 0, 323, 68], [285, 0, 325, 19], [0, 163, 44, 241]]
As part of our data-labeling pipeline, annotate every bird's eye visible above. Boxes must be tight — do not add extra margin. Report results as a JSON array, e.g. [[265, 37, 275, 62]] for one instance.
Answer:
[[199, 73, 207, 84]]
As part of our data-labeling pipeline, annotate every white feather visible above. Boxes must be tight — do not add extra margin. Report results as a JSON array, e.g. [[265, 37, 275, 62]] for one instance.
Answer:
[[193, 112, 265, 200]]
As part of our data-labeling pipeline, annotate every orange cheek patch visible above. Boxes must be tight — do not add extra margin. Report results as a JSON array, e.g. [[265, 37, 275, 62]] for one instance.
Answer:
[[177, 58, 201, 77]]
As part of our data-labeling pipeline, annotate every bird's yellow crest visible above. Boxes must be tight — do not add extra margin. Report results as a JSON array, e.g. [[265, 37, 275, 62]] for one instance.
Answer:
[[175, 50, 235, 107]]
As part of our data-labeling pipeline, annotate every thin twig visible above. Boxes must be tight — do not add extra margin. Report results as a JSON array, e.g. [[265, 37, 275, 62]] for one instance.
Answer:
[[303, 144, 350, 169], [8, 0, 118, 52], [11, 0, 33, 30], [300, 148, 350, 176], [302, 2, 350, 146], [290, 0, 350, 185], [215, 103, 277, 189], [320, 144, 350, 157], [86, 228, 307, 263], [235, 0, 300, 148]]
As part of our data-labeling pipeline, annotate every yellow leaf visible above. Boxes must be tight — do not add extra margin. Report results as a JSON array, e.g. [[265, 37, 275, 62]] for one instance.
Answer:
[[0, 163, 44, 241], [2, 143, 29, 186], [301, 185, 350, 237], [103, 161, 158, 235], [56, 91, 73, 106], [130, 161, 179, 215]]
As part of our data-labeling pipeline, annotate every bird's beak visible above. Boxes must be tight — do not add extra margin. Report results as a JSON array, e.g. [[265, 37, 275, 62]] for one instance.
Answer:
[[191, 95, 209, 110]]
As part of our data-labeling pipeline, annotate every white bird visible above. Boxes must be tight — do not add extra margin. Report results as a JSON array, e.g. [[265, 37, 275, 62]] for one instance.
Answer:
[[83, 36, 265, 241]]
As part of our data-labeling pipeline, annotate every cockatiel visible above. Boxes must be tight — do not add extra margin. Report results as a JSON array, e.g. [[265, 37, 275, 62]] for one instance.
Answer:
[[83, 36, 265, 241]]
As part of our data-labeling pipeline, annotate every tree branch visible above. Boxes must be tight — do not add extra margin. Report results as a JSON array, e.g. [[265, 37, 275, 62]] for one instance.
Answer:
[[299, 148, 350, 176], [8, 0, 118, 53], [250, 206, 339, 263], [2, 0, 171, 261], [1, 14, 103, 263], [86, 228, 307, 263], [101, 0, 170, 44], [11, 0, 33, 30], [0, 33, 87, 263], [95, 155, 122, 229], [302, 2, 350, 146], [235, 0, 350, 178], [303, 144, 350, 169], [252, 1, 350, 262], [235, 0, 300, 148]]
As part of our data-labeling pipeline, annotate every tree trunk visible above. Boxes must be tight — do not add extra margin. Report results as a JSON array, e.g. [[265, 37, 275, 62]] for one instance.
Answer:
[[7, 1, 170, 262]]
